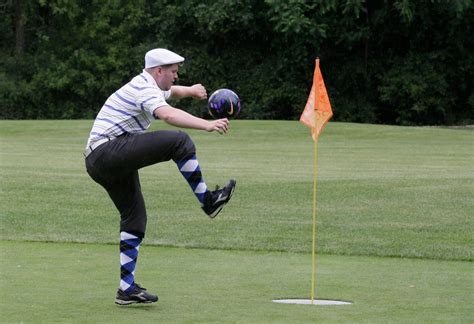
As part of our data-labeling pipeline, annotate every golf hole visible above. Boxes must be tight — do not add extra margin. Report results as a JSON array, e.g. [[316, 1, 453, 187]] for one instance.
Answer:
[[272, 299, 352, 306]]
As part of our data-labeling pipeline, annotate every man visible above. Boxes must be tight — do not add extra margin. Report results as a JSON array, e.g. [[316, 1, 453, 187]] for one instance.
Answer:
[[84, 48, 236, 305]]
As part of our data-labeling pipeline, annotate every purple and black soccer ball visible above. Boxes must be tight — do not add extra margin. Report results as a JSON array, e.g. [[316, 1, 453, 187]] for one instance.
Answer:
[[207, 88, 241, 119]]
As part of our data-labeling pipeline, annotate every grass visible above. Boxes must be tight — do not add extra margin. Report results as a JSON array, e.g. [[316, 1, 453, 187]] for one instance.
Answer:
[[0, 120, 473, 322], [1, 241, 472, 323], [1, 120, 472, 260]]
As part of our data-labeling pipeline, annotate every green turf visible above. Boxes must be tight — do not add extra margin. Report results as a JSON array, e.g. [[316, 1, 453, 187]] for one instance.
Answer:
[[1, 120, 473, 322], [1, 120, 473, 260], [1, 241, 472, 323]]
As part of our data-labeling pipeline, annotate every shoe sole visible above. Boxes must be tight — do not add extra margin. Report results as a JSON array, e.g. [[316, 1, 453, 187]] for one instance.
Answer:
[[115, 299, 157, 305], [209, 180, 236, 219], [115, 299, 137, 305]]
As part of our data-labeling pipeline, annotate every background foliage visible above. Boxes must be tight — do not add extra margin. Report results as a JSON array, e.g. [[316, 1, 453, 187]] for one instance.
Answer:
[[1, 0, 473, 125]]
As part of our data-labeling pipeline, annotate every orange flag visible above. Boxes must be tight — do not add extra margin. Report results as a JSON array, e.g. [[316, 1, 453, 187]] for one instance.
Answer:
[[299, 58, 333, 141]]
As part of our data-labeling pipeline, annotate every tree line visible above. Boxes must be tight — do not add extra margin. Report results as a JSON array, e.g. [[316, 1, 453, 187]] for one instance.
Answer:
[[1, 0, 473, 125]]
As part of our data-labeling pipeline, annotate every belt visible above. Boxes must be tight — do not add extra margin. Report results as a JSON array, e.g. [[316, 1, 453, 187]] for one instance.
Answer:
[[84, 137, 112, 158]]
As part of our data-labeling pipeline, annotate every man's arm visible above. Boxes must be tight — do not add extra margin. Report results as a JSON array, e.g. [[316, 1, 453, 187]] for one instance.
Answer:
[[153, 105, 229, 134], [170, 84, 207, 100]]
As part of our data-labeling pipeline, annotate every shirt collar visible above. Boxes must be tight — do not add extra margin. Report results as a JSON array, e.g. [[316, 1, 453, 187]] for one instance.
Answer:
[[141, 69, 158, 87]]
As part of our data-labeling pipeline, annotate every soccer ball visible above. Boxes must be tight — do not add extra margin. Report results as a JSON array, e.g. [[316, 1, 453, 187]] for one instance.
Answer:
[[207, 88, 241, 119]]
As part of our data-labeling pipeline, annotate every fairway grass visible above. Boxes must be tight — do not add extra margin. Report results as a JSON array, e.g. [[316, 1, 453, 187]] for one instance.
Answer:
[[1, 120, 473, 322], [1, 120, 473, 260], [1, 241, 472, 323]]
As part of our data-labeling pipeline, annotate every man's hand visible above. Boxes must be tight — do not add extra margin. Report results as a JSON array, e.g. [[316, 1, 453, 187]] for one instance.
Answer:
[[190, 84, 207, 100], [206, 118, 229, 134], [170, 84, 208, 100]]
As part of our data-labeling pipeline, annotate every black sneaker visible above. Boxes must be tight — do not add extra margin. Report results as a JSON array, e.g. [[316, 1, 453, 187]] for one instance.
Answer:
[[115, 283, 158, 305], [202, 179, 236, 218]]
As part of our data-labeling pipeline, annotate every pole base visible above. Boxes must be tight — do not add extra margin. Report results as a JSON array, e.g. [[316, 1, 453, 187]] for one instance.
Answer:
[[272, 299, 352, 305]]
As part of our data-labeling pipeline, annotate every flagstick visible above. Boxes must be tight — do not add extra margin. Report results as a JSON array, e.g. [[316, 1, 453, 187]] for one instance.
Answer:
[[310, 58, 320, 304], [311, 135, 318, 304]]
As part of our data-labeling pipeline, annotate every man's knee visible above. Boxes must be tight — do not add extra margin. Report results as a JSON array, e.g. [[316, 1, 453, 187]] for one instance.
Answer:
[[174, 131, 196, 161], [120, 216, 147, 238]]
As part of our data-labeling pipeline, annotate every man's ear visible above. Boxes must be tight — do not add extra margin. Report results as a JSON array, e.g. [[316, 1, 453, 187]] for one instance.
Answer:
[[155, 67, 163, 76]]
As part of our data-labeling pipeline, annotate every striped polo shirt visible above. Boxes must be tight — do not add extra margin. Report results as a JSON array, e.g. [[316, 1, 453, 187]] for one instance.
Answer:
[[85, 70, 171, 149]]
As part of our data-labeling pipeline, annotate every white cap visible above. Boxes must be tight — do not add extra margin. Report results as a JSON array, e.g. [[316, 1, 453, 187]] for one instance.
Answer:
[[145, 48, 185, 68]]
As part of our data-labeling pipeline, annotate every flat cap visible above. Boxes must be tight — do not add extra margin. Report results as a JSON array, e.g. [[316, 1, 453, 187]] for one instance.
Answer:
[[145, 48, 185, 68]]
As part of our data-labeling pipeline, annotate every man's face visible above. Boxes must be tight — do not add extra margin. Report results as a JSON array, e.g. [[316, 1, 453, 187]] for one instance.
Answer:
[[155, 64, 179, 90]]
